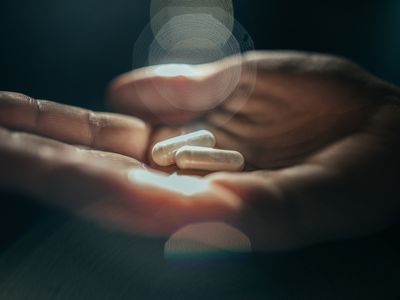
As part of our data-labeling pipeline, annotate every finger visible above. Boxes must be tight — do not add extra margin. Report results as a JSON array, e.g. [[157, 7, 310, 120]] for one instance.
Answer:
[[107, 51, 341, 122], [107, 55, 248, 125], [0, 126, 160, 234], [109, 72, 202, 125], [0, 128, 139, 236], [0, 126, 143, 192], [108, 50, 375, 126], [0, 91, 150, 160], [0, 126, 244, 237]]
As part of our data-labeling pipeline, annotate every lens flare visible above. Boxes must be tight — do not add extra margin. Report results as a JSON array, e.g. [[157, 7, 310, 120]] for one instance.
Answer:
[[164, 222, 252, 263], [131, 2, 256, 124], [151, 13, 234, 52], [150, 0, 234, 43]]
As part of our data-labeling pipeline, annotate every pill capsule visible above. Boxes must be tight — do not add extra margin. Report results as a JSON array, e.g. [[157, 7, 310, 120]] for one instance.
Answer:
[[152, 130, 216, 166], [175, 146, 245, 172]]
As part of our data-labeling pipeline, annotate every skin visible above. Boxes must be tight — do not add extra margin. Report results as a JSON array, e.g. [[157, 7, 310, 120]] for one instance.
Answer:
[[1, 51, 400, 251]]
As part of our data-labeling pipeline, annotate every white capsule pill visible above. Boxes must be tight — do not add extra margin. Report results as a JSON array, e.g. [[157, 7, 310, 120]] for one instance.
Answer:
[[152, 130, 216, 167], [175, 146, 245, 172]]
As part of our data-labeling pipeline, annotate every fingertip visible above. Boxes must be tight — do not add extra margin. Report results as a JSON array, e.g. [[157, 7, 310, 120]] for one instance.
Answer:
[[90, 112, 151, 160]]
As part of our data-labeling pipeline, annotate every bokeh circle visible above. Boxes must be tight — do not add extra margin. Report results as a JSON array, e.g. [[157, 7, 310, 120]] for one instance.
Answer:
[[132, 3, 256, 124]]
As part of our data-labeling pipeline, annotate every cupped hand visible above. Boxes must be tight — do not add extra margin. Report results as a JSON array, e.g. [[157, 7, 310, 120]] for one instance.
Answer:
[[0, 91, 151, 233], [109, 51, 400, 250], [0, 91, 240, 236]]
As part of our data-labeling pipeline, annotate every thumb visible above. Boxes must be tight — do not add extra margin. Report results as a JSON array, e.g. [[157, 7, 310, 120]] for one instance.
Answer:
[[107, 55, 245, 125]]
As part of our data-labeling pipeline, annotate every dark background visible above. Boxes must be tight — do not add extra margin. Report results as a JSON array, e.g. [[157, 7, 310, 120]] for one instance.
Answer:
[[0, 1, 399, 299], [1, 0, 399, 108]]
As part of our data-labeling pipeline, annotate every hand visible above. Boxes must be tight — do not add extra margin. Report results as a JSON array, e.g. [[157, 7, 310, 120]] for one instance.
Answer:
[[109, 51, 400, 250], [0, 91, 154, 233], [0, 92, 239, 237]]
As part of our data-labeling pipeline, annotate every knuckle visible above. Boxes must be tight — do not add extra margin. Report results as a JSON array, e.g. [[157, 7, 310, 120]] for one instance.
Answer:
[[243, 50, 362, 78], [0, 91, 32, 102]]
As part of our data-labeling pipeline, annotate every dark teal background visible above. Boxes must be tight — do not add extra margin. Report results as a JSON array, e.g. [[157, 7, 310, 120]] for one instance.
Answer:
[[0, 0, 399, 108], [0, 1, 399, 299]]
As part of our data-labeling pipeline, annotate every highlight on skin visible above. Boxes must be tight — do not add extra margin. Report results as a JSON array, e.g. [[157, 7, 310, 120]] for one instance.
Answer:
[[147, 13, 243, 111], [128, 169, 210, 196], [153, 64, 203, 78]]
